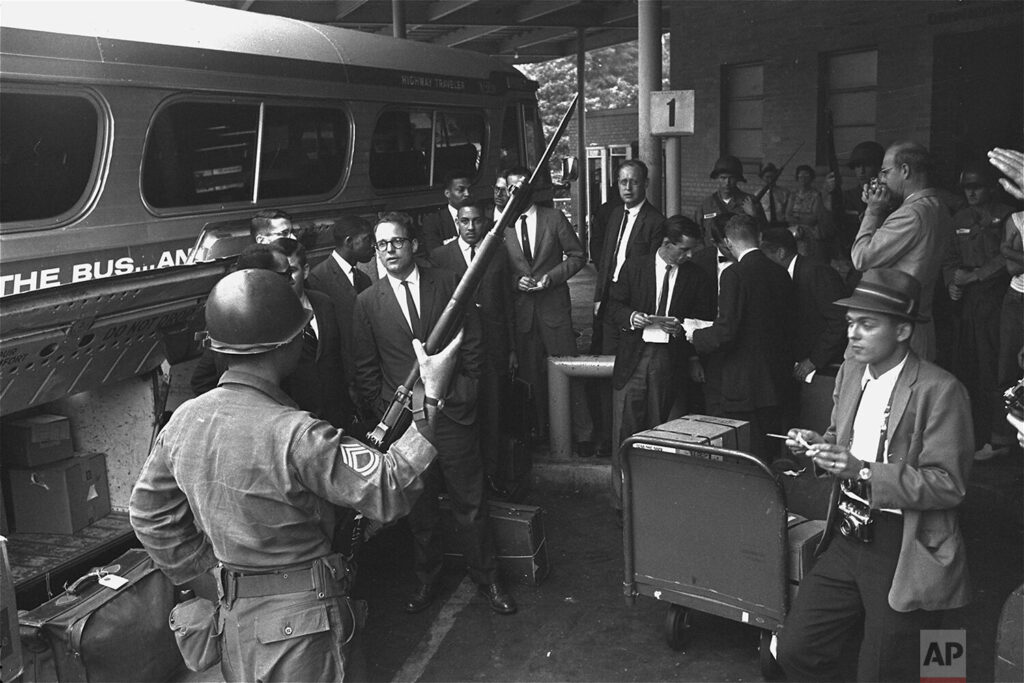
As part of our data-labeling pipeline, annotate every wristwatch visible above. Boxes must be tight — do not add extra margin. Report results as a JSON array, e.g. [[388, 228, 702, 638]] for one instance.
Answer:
[[425, 396, 445, 411], [857, 463, 872, 482]]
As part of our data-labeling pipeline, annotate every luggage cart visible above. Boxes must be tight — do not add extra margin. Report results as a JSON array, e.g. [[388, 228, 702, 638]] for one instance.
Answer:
[[621, 430, 791, 679]]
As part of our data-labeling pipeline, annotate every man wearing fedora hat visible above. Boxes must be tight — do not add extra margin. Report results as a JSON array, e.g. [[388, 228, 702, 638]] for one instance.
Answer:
[[695, 154, 766, 245], [777, 267, 973, 683]]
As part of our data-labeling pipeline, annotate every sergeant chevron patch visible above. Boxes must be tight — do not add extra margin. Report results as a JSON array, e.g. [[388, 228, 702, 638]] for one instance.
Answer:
[[340, 443, 380, 476]]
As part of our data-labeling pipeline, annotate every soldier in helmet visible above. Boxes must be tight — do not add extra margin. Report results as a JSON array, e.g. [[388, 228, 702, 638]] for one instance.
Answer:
[[130, 269, 463, 682], [824, 140, 885, 263], [695, 155, 766, 245]]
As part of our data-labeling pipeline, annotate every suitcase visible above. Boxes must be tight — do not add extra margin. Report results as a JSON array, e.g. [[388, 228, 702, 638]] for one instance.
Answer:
[[995, 582, 1023, 682], [786, 513, 826, 605], [18, 548, 185, 682], [439, 497, 549, 586], [501, 375, 536, 441]]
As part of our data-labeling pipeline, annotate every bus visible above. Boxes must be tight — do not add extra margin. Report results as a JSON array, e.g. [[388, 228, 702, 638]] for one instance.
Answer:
[[0, 0, 545, 608]]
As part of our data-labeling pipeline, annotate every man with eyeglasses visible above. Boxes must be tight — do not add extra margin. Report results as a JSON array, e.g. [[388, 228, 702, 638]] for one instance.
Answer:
[[250, 208, 295, 244], [851, 141, 951, 361], [353, 212, 517, 616], [492, 173, 510, 224]]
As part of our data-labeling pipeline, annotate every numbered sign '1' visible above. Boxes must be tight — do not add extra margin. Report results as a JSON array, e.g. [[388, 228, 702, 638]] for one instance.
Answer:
[[650, 90, 695, 136]]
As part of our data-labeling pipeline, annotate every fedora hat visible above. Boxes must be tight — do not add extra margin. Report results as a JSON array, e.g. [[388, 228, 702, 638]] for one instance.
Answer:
[[847, 141, 884, 169], [834, 268, 929, 322], [710, 155, 746, 182], [759, 162, 780, 178]]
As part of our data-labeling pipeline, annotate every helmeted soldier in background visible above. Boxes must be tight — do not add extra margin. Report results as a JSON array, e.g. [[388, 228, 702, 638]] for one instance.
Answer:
[[695, 155, 767, 245]]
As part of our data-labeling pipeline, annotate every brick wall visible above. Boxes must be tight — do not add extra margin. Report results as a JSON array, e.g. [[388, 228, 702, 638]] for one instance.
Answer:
[[667, 0, 1022, 217]]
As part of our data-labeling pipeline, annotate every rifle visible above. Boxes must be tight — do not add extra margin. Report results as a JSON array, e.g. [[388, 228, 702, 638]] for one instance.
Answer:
[[366, 94, 580, 451], [824, 109, 844, 228], [753, 142, 804, 202]]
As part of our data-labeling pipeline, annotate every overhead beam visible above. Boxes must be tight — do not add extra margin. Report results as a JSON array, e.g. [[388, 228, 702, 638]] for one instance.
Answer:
[[434, 24, 505, 48], [334, 0, 372, 21], [502, 26, 577, 52], [515, 1, 583, 23], [426, 0, 477, 21]]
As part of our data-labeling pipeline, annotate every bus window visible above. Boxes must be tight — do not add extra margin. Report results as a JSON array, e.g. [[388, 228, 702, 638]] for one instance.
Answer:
[[370, 107, 484, 190], [143, 101, 259, 208], [432, 110, 484, 182], [0, 91, 100, 225], [258, 106, 349, 199], [499, 105, 522, 171], [522, 103, 542, 169]]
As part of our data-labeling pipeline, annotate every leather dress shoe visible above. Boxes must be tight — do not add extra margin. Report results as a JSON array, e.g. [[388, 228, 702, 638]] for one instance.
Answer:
[[479, 582, 517, 615], [404, 583, 437, 614]]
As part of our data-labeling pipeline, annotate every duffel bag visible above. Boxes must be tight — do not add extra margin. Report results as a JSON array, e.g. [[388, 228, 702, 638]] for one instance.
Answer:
[[18, 548, 184, 682]]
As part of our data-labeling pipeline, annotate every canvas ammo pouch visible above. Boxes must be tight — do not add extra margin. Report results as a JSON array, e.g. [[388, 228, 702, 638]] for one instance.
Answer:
[[168, 596, 221, 672]]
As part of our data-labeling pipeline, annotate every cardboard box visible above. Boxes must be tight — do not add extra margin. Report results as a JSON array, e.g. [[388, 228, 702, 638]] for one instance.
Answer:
[[1, 536, 23, 682], [647, 416, 737, 450], [2, 414, 74, 468], [7, 453, 110, 534], [439, 497, 549, 586], [683, 415, 752, 454]]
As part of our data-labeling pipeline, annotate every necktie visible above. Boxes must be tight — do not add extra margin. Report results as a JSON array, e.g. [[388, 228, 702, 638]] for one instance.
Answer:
[[302, 321, 317, 353], [611, 209, 629, 272], [470, 245, 476, 261], [656, 264, 672, 317], [768, 187, 777, 224], [520, 216, 533, 263], [401, 280, 422, 340]]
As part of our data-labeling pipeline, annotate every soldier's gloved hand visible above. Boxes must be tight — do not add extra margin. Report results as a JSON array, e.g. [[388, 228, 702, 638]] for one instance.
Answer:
[[414, 328, 464, 403]]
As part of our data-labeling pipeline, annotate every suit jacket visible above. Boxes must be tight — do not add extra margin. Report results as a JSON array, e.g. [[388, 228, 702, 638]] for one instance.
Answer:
[[430, 239, 515, 370], [281, 289, 350, 428], [503, 206, 585, 343], [307, 254, 373, 388], [352, 266, 482, 425], [420, 206, 458, 254], [818, 353, 973, 612], [594, 200, 666, 305], [692, 249, 796, 411], [608, 256, 716, 389], [792, 255, 848, 370]]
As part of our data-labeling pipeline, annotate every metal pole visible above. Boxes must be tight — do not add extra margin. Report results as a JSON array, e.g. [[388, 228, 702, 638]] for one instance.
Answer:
[[576, 28, 589, 257], [392, 0, 406, 39], [547, 355, 615, 460], [637, 0, 661, 208], [664, 137, 680, 215]]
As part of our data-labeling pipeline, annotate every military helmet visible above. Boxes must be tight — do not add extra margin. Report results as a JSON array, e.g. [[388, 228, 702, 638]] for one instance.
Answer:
[[847, 141, 884, 170], [203, 269, 312, 354], [710, 155, 746, 182]]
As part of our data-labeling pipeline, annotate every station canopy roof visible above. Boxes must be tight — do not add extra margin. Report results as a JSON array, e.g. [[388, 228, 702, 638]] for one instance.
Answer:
[[191, 0, 662, 63]]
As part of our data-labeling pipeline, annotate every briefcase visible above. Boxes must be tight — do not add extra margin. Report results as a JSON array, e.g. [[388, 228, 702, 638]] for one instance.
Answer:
[[786, 513, 826, 605], [18, 548, 184, 682], [439, 497, 549, 586]]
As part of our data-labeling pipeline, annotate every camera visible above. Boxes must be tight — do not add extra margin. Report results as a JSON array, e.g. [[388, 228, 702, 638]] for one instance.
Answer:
[[1004, 379, 1023, 421], [836, 480, 874, 543]]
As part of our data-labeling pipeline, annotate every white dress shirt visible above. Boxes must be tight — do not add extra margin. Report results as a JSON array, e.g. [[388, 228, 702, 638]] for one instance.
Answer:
[[330, 251, 357, 288], [851, 352, 909, 514], [518, 205, 539, 257], [612, 199, 648, 282]]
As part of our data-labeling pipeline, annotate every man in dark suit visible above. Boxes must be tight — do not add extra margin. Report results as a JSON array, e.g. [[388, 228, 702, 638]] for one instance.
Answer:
[[760, 227, 848, 382], [353, 211, 516, 616], [430, 201, 517, 497], [190, 242, 350, 430], [690, 214, 797, 462], [420, 169, 473, 253], [307, 214, 375, 428], [607, 216, 715, 513], [502, 166, 595, 455]]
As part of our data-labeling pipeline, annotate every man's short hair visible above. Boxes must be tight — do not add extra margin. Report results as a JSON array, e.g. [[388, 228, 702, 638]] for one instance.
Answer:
[[617, 159, 649, 182], [458, 200, 486, 216], [794, 164, 816, 180], [724, 213, 759, 243], [891, 142, 935, 182], [760, 227, 798, 255], [249, 209, 291, 240], [273, 236, 307, 268], [502, 165, 530, 182], [332, 215, 372, 248], [663, 215, 702, 244], [236, 243, 284, 271], [375, 211, 415, 237], [443, 169, 473, 189]]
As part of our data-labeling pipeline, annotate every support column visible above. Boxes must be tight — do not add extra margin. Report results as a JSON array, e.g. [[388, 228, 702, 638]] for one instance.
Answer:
[[664, 137, 680, 215], [392, 0, 406, 39], [575, 28, 589, 255], [637, 0, 662, 208]]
